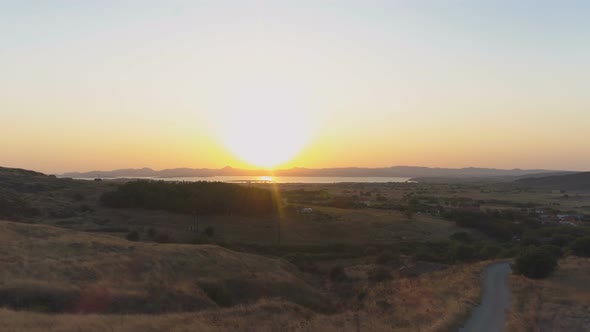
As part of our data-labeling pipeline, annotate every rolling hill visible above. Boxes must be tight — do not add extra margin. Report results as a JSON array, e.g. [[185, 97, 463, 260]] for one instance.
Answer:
[[516, 172, 590, 191], [0, 220, 325, 314]]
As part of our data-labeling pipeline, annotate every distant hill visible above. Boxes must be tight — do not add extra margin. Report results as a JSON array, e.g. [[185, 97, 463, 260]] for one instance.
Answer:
[[516, 172, 590, 191], [60, 165, 569, 179], [412, 171, 577, 184]]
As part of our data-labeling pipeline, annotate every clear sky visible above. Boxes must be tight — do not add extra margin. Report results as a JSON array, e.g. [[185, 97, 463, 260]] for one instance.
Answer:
[[1, 0, 589, 173]]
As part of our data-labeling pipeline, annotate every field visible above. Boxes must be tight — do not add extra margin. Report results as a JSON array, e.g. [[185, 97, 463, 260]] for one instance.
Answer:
[[0, 220, 491, 331], [506, 256, 590, 331], [2, 167, 590, 331]]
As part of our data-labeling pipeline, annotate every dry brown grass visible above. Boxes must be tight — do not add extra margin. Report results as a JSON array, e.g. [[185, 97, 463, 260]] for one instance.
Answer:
[[0, 220, 493, 331], [505, 256, 590, 332], [0, 220, 325, 313]]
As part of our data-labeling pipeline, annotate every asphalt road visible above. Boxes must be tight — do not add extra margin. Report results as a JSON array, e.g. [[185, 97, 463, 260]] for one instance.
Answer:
[[459, 261, 512, 332]]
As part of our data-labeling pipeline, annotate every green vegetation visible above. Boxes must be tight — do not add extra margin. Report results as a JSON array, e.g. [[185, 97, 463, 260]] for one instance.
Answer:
[[570, 237, 590, 257], [513, 247, 558, 279], [100, 180, 277, 216], [443, 209, 526, 241], [126, 230, 140, 241]]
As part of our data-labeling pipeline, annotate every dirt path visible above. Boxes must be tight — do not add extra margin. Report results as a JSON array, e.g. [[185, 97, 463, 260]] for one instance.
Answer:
[[459, 261, 512, 332]]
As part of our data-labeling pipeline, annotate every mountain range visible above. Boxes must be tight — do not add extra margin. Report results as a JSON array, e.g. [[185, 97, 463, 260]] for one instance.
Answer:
[[60, 166, 575, 179]]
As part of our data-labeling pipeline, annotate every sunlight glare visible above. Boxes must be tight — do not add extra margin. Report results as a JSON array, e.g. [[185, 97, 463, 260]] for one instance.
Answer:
[[219, 81, 313, 168]]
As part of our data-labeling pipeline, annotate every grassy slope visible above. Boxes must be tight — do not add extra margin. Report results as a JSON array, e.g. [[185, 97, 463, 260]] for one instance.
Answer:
[[0, 220, 492, 331], [0, 220, 325, 313], [506, 256, 590, 331]]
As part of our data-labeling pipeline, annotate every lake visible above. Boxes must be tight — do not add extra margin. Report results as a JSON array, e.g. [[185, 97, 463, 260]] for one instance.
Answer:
[[77, 176, 413, 183]]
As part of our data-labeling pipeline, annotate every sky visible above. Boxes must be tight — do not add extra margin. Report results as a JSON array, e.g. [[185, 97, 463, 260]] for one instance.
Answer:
[[1, 0, 589, 174]]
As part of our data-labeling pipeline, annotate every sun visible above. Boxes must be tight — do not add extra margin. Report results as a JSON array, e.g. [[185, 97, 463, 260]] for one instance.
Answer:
[[219, 83, 312, 168]]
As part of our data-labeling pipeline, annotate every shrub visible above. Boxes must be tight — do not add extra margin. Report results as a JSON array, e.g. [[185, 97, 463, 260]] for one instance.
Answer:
[[284, 253, 316, 272], [369, 267, 391, 283], [79, 204, 93, 213], [403, 209, 414, 219], [376, 250, 399, 265], [550, 234, 574, 247], [154, 233, 172, 243], [539, 244, 562, 258], [204, 226, 215, 237], [364, 246, 379, 256], [479, 244, 501, 259], [72, 193, 85, 201], [450, 231, 472, 243], [570, 237, 590, 257], [449, 243, 475, 262], [499, 247, 519, 258], [126, 231, 140, 241], [199, 283, 232, 307], [147, 227, 156, 238], [329, 265, 348, 282], [513, 247, 558, 279]]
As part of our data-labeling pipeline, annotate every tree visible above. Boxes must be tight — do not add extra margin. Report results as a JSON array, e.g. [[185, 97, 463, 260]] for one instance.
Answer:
[[570, 237, 590, 257], [450, 231, 472, 243], [513, 247, 558, 279], [450, 243, 475, 262], [204, 226, 215, 238], [126, 230, 140, 241]]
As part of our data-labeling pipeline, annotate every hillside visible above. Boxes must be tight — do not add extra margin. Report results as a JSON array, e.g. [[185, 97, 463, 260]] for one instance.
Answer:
[[0, 220, 492, 331], [516, 172, 590, 191], [0, 220, 325, 313]]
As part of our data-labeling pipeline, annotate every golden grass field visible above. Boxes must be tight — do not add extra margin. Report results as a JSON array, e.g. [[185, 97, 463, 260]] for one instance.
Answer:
[[0, 220, 325, 313], [505, 256, 590, 332], [0, 220, 491, 332]]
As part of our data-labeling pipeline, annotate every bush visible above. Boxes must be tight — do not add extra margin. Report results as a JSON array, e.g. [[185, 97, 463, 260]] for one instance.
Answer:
[[72, 193, 85, 201], [570, 237, 590, 257], [154, 233, 172, 243], [499, 247, 519, 258], [479, 244, 501, 260], [284, 253, 316, 272], [204, 226, 215, 237], [513, 247, 558, 279], [199, 283, 232, 307], [450, 231, 472, 243], [329, 265, 348, 282], [369, 267, 391, 283], [364, 246, 378, 256], [126, 231, 140, 241], [539, 244, 562, 258], [376, 250, 399, 264], [79, 204, 93, 213], [550, 234, 574, 247], [449, 243, 475, 262]]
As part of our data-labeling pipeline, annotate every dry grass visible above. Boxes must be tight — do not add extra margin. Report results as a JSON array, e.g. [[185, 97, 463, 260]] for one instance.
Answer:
[[0, 220, 325, 313], [0, 219, 490, 331], [505, 256, 590, 332]]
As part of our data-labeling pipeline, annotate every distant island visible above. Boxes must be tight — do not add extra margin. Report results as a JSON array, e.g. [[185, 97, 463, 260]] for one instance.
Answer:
[[60, 166, 575, 179]]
